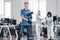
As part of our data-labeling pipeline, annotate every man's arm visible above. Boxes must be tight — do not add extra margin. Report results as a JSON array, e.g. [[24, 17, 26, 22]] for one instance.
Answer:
[[21, 15, 28, 21], [21, 10, 28, 21]]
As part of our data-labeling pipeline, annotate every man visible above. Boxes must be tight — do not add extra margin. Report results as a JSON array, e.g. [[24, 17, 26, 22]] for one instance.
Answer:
[[18, 2, 32, 40]]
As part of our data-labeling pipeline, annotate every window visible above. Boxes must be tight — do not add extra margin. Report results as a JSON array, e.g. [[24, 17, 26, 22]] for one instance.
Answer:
[[29, 0, 38, 22], [29, 0, 46, 22], [39, 0, 46, 18], [0, 0, 4, 18], [0, 0, 11, 18], [4, 2, 11, 18]]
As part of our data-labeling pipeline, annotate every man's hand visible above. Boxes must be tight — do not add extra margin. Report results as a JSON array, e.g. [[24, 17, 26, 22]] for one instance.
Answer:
[[25, 19, 28, 21]]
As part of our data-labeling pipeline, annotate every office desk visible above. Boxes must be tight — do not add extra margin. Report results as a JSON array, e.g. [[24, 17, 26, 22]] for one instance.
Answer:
[[0, 24, 18, 40]]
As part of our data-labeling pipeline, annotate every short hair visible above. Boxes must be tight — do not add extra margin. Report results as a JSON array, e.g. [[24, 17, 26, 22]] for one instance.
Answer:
[[47, 12, 52, 17], [24, 2, 29, 4]]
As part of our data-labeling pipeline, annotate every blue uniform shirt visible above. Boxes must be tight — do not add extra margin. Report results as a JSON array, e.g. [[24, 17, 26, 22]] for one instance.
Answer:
[[21, 9, 31, 26]]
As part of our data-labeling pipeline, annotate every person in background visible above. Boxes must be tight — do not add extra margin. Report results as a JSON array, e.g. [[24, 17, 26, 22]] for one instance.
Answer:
[[36, 10, 43, 40], [18, 2, 32, 40], [45, 12, 54, 40]]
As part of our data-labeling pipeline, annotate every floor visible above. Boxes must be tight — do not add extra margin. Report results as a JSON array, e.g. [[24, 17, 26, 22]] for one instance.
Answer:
[[0, 35, 60, 40], [0, 26, 60, 40]]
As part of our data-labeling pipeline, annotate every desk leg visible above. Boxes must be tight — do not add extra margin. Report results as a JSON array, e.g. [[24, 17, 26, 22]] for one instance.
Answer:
[[8, 27, 12, 40], [0, 27, 3, 33], [14, 27, 18, 40]]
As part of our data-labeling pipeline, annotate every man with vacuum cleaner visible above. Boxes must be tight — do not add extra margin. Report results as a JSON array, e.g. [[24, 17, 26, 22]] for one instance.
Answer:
[[18, 2, 33, 40]]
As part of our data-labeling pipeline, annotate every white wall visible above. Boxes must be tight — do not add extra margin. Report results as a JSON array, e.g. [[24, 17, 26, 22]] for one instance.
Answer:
[[11, 0, 22, 24], [57, 0, 60, 16], [46, 0, 60, 16], [46, 0, 56, 16], [4, 0, 11, 2]]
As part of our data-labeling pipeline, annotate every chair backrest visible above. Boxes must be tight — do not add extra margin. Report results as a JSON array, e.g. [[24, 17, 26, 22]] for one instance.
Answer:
[[58, 17, 60, 21], [53, 16, 57, 22], [9, 19, 16, 25]]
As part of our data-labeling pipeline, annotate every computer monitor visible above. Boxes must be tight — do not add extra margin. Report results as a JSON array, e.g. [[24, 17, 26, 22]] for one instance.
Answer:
[[5, 18, 9, 23], [9, 19, 16, 25]]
